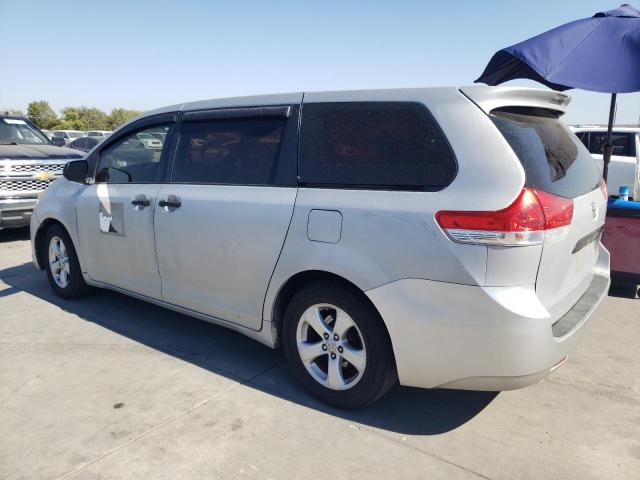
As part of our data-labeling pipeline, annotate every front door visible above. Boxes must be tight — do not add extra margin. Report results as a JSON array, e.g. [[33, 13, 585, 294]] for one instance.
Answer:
[[76, 121, 174, 299], [154, 105, 300, 330]]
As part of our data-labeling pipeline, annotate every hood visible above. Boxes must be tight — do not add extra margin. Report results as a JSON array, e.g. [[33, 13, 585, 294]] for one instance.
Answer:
[[0, 144, 84, 161]]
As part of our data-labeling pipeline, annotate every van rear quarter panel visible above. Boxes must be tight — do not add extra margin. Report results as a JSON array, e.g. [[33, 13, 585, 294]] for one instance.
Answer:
[[263, 88, 527, 322]]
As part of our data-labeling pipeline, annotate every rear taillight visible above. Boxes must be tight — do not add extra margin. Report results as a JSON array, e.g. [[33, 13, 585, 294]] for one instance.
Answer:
[[435, 188, 573, 246]]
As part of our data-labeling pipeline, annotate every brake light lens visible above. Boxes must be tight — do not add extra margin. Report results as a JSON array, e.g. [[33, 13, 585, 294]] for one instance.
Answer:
[[435, 188, 573, 246]]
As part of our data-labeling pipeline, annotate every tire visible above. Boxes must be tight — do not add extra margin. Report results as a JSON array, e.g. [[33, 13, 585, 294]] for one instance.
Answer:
[[282, 281, 398, 409], [43, 224, 91, 299]]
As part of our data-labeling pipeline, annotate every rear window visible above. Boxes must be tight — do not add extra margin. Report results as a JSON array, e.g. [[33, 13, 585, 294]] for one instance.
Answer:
[[299, 102, 457, 190], [491, 107, 600, 198]]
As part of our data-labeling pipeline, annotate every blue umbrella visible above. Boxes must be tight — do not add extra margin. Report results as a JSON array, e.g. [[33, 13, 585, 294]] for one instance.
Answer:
[[476, 3, 640, 182]]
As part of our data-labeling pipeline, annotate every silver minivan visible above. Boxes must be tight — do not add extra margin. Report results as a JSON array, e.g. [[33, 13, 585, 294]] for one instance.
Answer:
[[31, 87, 610, 408]]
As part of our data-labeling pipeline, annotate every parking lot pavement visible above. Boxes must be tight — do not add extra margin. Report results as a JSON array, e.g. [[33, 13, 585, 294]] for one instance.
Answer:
[[0, 227, 638, 480]]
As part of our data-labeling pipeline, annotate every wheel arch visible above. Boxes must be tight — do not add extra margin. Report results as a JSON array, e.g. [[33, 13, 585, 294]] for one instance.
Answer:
[[269, 270, 394, 353], [34, 218, 74, 271]]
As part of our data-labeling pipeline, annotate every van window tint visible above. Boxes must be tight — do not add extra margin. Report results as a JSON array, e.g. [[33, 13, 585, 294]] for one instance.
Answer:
[[299, 102, 457, 190], [491, 108, 600, 198], [95, 124, 170, 183], [172, 118, 286, 185]]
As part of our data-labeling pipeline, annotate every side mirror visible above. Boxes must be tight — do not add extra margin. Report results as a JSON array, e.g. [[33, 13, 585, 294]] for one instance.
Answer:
[[51, 136, 66, 147], [63, 159, 89, 183]]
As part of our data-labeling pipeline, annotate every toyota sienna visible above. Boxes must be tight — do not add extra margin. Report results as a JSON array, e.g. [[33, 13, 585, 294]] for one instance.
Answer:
[[31, 87, 610, 408]]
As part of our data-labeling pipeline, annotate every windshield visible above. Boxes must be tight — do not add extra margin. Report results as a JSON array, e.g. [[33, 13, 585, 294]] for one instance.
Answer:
[[0, 118, 51, 145], [69, 131, 85, 138], [137, 133, 154, 139]]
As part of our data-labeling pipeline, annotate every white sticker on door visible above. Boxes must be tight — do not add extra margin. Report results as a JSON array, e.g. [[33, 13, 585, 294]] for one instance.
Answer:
[[99, 202, 125, 236]]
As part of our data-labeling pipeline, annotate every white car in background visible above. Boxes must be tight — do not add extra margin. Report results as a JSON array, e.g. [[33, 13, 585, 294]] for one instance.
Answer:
[[51, 130, 86, 145], [87, 130, 112, 138], [136, 132, 163, 149], [572, 127, 640, 199]]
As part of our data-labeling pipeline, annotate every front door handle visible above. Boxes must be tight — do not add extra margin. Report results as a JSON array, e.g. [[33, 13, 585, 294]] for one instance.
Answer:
[[131, 195, 151, 207], [158, 195, 181, 209]]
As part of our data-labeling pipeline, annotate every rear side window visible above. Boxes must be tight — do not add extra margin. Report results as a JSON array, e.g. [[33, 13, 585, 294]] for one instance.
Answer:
[[299, 102, 457, 190], [172, 118, 286, 185], [491, 108, 600, 198]]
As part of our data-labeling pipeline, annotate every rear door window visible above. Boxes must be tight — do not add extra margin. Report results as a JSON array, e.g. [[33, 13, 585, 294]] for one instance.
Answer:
[[491, 107, 600, 198], [171, 117, 288, 186], [299, 102, 457, 190]]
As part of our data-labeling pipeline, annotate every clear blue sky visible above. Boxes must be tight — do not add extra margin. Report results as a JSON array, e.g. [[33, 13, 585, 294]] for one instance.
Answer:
[[0, 0, 638, 125]]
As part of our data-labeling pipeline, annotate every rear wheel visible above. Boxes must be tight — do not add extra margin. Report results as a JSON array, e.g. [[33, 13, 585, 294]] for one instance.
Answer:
[[282, 282, 397, 409], [43, 224, 90, 299]]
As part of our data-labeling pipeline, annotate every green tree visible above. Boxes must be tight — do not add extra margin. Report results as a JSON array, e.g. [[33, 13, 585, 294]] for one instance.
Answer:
[[58, 107, 84, 130], [106, 108, 142, 130], [56, 107, 108, 130], [27, 101, 58, 130], [78, 107, 109, 130]]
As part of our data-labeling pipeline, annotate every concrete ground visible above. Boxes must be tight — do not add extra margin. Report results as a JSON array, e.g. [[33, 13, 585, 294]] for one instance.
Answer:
[[1, 227, 639, 480]]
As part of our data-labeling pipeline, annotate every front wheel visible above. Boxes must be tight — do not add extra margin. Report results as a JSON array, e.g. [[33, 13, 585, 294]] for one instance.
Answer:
[[43, 224, 90, 299], [282, 282, 397, 409]]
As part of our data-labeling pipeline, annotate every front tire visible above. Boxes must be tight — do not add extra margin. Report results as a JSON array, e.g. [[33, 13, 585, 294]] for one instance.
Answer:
[[282, 281, 397, 409], [43, 224, 90, 299]]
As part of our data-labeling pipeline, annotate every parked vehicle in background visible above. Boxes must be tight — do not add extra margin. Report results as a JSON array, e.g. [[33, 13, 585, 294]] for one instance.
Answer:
[[136, 132, 163, 149], [67, 136, 102, 153], [0, 115, 83, 229], [87, 130, 112, 138], [52, 130, 85, 145], [31, 87, 610, 408], [573, 127, 639, 199]]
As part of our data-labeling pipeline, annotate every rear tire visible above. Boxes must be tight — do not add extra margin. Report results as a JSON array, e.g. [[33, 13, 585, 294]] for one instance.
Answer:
[[43, 224, 91, 299], [282, 281, 397, 409]]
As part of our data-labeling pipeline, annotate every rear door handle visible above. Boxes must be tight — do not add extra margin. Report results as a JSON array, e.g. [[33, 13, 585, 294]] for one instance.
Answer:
[[131, 195, 151, 207], [158, 195, 181, 209]]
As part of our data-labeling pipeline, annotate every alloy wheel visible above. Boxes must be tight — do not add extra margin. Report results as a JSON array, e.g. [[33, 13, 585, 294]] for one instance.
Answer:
[[48, 236, 70, 288], [296, 303, 367, 390]]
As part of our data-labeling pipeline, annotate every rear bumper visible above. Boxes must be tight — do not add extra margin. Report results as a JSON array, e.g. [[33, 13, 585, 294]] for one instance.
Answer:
[[366, 244, 610, 390], [0, 198, 37, 229]]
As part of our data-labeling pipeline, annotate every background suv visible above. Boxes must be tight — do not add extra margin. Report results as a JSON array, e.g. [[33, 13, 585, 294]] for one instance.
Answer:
[[31, 87, 610, 408], [0, 115, 83, 229]]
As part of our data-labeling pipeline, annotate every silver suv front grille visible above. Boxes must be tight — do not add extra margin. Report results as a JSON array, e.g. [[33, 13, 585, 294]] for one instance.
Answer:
[[0, 160, 68, 198], [0, 179, 55, 192], [4, 163, 65, 174]]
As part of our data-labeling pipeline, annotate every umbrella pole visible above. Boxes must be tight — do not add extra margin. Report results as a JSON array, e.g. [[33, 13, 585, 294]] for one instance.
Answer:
[[602, 93, 617, 183]]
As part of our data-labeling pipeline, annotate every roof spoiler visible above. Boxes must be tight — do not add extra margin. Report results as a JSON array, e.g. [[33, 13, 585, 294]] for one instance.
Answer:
[[459, 86, 571, 116]]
